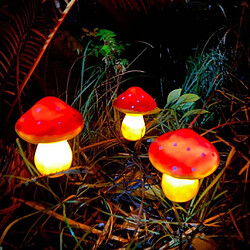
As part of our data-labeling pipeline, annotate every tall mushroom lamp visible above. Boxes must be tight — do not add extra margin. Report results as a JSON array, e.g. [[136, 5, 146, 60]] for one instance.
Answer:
[[113, 86, 157, 141], [148, 128, 220, 202], [15, 96, 84, 176]]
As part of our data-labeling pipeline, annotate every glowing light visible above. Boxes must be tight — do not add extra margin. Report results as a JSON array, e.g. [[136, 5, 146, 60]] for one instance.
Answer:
[[161, 174, 199, 203], [113, 87, 157, 141], [121, 114, 145, 141], [148, 129, 220, 203], [34, 140, 72, 176], [15, 97, 85, 178]]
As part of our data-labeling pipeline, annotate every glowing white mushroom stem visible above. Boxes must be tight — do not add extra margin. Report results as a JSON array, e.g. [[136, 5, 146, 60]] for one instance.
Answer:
[[34, 140, 72, 176], [121, 114, 146, 141], [161, 174, 199, 203]]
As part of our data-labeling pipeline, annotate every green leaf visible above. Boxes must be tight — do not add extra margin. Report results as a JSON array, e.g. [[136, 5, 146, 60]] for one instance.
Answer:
[[171, 93, 200, 110], [96, 29, 116, 41], [100, 45, 111, 56], [94, 50, 98, 57], [177, 93, 200, 103], [167, 88, 182, 106], [121, 59, 129, 66], [174, 102, 195, 110]]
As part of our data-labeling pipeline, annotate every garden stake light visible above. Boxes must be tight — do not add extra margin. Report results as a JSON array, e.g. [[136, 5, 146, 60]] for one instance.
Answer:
[[15, 96, 84, 176], [148, 128, 220, 203], [113, 86, 157, 141]]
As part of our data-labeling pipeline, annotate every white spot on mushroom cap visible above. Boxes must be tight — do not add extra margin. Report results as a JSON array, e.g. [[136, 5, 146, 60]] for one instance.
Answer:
[[122, 97, 125, 100], [128, 94, 132, 97], [36, 107, 41, 112]]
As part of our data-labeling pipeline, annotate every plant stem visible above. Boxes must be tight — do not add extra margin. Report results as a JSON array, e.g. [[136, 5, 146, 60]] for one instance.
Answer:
[[172, 201, 183, 248]]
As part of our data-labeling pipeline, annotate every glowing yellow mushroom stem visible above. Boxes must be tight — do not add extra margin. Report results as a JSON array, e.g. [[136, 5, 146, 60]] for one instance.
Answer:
[[121, 114, 146, 141], [34, 140, 73, 176], [161, 174, 199, 203]]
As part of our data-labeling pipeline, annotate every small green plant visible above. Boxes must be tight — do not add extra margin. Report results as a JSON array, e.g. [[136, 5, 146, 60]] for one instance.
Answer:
[[92, 29, 129, 74], [147, 88, 208, 134]]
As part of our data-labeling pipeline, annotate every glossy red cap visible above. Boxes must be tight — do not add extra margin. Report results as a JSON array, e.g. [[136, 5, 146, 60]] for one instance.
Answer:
[[15, 96, 84, 144], [113, 86, 157, 114], [148, 128, 220, 179]]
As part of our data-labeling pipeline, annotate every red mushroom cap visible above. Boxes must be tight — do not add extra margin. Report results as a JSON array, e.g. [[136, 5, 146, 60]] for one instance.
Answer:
[[113, 86, 157, 114], [15, 96, 84, 144], [148, 128, 220, 179]]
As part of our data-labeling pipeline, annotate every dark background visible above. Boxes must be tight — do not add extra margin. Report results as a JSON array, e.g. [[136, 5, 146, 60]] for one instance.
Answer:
[[55, 0, 246, 104]]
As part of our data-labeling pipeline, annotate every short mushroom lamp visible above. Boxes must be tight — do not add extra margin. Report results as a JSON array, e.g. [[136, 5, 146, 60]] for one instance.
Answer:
[[15, 96, 84, 176], [148, 128, 220, 203], [113, 86, 157, 141]]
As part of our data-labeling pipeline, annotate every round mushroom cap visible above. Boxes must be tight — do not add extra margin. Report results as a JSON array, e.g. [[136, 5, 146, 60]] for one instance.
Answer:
[[148, 128, 220, 179], [15, 96, 84, 144], [113, 86, 157, 114]]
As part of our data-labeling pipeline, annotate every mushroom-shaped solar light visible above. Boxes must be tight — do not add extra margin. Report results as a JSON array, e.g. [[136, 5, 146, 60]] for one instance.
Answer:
[[148, 128, 220, 202], [113, 87, 157, 141], [15, 97, 84, 176]]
